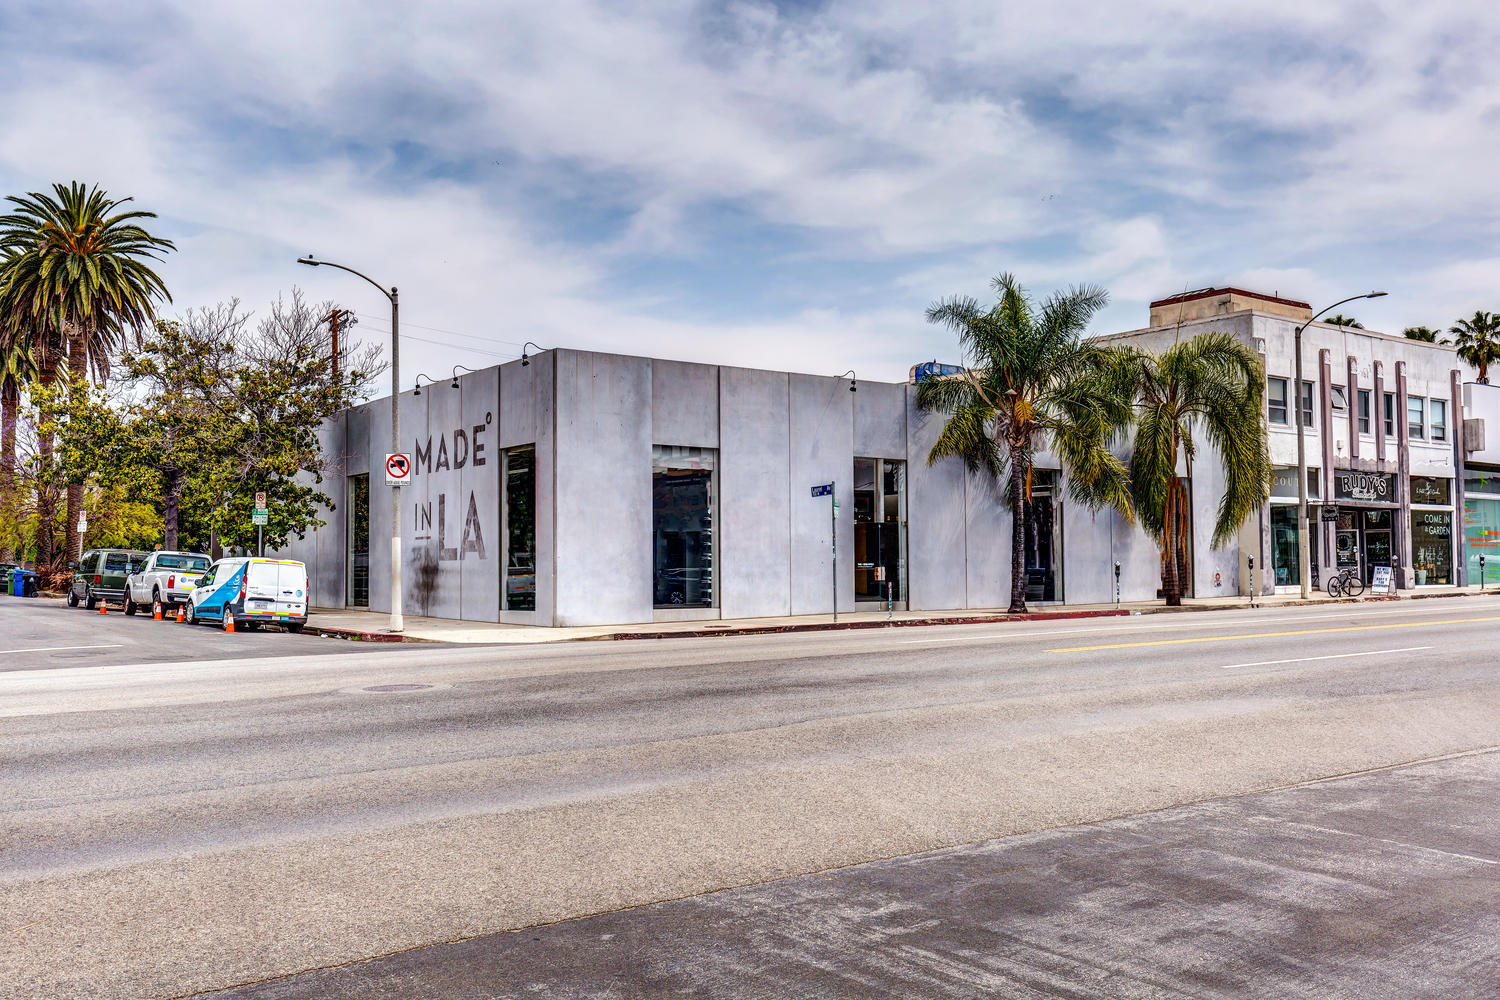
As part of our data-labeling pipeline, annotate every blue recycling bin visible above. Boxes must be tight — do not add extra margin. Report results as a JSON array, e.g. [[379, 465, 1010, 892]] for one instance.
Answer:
[[10, 568, 22, 597]]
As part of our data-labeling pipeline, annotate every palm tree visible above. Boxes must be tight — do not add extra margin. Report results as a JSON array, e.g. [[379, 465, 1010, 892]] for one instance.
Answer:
[[1403, 326, 1440, 343], [916, 273, 1133, 613], [1116, 331, 1272, 606], [1449, 311, 1500, 384], [1323, 314, 1363, 329], [0, 182, 174, 565]]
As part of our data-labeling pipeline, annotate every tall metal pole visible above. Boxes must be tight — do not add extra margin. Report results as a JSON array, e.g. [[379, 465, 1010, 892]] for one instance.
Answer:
[[1293, 291, 1387, 601], [831, 479, 838, 622], [1295, 323, 1311, 599], [297, 255, 405, 633], [389, 287, 402, 632]]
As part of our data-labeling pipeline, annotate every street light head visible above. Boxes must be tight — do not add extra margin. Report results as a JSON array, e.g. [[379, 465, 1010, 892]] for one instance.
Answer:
[[297, 255, 319, 267], [1366, 291, 1388, 299]]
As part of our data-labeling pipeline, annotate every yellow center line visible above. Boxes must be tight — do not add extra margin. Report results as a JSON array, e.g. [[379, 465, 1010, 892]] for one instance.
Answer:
[[1047, 615, 1500, 653]]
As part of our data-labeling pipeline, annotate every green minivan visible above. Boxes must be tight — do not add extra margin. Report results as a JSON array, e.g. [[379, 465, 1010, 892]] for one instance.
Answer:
[[68, 549, 149, 610]]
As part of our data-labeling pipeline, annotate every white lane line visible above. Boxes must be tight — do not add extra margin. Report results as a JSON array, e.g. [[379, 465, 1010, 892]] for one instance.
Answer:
[[0, 644, 124, 654], [1278, 820, 1499, 866], [1218, 645, 1432, 670]]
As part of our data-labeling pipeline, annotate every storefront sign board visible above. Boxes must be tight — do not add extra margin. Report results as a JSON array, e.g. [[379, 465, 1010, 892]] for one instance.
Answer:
[[1334, 471, 1395, 503]]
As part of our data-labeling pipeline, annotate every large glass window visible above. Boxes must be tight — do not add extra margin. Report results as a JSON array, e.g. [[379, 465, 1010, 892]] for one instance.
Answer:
[[1465, 497, 1500, 582], [854, 458, 906, 603], [1358, 389, 1371, 434], [1411, 511, 1453, 585], [1267, 377, 1287, 424], [1407, 395, 1425, 439], [503, 447, 536, 611], [1271, 505, 1301, 587], [1431, 399, 1447, 442], [348, 474, 369, 607], [653, 446, 715, 608]]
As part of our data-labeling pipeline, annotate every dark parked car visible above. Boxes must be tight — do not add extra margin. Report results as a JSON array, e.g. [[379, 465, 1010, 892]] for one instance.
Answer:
[[68, 549, 149, 609]]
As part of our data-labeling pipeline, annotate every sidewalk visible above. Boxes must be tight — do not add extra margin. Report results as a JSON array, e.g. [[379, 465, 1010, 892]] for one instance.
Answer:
[[305, 585, 1499, 644]]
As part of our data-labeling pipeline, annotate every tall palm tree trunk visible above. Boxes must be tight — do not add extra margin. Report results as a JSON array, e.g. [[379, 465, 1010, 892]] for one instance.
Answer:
[[1162, 478, 1182, 607], [1009, 441, 1029, 614], [64, 327, 87, 565], [0, 377, 17, 563], [34, 350, 58, 568], [163, 466, 183, 550]]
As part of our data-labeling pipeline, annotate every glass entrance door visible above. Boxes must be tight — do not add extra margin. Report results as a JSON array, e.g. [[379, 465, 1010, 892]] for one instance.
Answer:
[[854, 458, 906, 604], [347, 473, 369, 607]]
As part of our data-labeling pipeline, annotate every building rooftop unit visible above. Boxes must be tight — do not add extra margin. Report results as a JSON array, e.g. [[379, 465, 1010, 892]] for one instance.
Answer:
[[1148, 287, 1313, 327]]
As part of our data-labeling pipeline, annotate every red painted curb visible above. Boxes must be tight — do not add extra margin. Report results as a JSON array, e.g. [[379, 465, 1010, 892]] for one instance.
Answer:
[[304, 626, 408, 643]]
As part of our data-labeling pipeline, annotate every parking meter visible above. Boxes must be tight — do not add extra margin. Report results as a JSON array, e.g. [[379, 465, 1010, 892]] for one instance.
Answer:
[[1113, 560, 1121, 607]]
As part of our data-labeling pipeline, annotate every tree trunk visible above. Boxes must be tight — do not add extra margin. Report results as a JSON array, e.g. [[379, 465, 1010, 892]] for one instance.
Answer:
[[1162, 479, 1181, 607], [63, 328, 87, 565], [1009, 442, 1029, 614], [34, 350, 58, 569], [163, 466, 182, 550], [0, 377, 16, 563]]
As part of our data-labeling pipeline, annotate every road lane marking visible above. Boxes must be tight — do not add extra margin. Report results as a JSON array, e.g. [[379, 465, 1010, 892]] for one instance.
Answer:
[[1278, 820, 1500, 866], [1218, 645, 1432, 670], [0, 644, 124, 654], [1047, 615, 1500, 652]]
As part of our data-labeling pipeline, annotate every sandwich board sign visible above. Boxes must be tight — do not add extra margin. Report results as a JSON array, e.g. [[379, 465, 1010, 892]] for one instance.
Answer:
[[385, 453, 411, 487], [1371, 564, 1395, 595]]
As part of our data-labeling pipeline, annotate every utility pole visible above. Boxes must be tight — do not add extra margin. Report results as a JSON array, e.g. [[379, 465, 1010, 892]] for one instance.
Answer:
[[323, 307, 357, 382]]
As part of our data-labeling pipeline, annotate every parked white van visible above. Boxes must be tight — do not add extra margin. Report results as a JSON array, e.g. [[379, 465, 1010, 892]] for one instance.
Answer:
[[186, 557, 310, 633]]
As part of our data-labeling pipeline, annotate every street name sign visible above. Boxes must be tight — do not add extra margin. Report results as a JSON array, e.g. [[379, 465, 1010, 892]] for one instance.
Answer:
[[385, 453, 412, 487], [810, 484, 833, 497]]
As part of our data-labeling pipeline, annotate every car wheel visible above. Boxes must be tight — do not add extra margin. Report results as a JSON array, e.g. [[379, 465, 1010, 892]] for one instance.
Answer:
[[222, 605, 234, 632], [66, 589, 78, 608], [152, 591, 164, 618], [286, 622, 305, 635], [84, 589, 97, 611], [186, 602, 197, 626], [125, 593, 137, 616]]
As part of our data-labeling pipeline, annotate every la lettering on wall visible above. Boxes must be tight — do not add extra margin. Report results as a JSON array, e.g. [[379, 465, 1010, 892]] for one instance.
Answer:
[[410, 410, 494, 563], [1334, 470, 1395, 503]]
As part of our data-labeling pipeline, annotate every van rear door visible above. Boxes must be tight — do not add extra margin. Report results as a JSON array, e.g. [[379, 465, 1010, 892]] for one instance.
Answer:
[[244, 560, 280, 620], [276, 562, 309, 619]]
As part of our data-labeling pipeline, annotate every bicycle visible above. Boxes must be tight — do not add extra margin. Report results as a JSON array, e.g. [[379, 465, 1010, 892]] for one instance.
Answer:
[[1325, 567, 1365, 598]]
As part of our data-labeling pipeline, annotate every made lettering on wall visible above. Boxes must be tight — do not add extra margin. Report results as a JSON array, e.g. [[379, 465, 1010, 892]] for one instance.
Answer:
[[413, 411, 493, 475], [409, 409, 493, 561]]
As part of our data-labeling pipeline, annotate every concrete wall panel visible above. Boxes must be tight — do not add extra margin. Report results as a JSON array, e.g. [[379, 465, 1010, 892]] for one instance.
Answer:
[[553, 350, 653, 625], [652, 359, 719, 449], [905, 392, 968, 612], [788, 374, 855, 615], [530, 351, 557, 625], [365, 395, 393, 614], [853, 380, 907, 459], [415, 381, 461, 619], [719, 367, 791, 619], [499, 358, 538, 450], [964, 470, 1010, 608]]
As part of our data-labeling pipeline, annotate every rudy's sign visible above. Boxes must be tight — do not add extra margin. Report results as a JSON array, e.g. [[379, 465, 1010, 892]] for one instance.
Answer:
[[1334, 470, 1396, 503]]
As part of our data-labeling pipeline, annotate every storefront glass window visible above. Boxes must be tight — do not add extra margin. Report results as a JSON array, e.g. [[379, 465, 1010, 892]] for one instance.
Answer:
[[1271, 505, 1300, 587], [1465, 498, 1500, 582], [854, 458, 906, 602], [653, 446, 716, 608], [1465, 465, 1500, 497], [348, 473, 369, 607], [503, 447, 535, 611], [1411, 510, 1453, 585]]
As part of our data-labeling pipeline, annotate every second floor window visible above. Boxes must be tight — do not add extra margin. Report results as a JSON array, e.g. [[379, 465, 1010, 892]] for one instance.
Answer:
[[1431, 398, 1447, 442], [1358, 389, 1371, 433], [1299, 381, 1315, 427], [1267, 377, 1288, 424], [1330, 385, 1348, 411], [1384, 392, 1395, 437], [1408, 395, 1425, 439]]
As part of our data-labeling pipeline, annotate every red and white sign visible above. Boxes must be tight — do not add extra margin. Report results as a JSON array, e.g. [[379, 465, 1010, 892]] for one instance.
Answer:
[[254, 491, 267, 508], [385, 453, 411, 486]]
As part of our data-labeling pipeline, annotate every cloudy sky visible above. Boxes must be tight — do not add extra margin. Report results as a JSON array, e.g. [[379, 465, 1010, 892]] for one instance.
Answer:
[[3, 0, 1498, 384]]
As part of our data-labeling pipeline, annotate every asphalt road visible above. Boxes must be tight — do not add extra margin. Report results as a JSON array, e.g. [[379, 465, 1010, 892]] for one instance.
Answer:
[[204, 749, 1500, 1000], [3, 595, 1499, 998]]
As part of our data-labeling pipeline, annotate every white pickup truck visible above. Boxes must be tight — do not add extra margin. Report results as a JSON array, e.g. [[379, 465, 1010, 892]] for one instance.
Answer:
[[124, 550, 213, 616]]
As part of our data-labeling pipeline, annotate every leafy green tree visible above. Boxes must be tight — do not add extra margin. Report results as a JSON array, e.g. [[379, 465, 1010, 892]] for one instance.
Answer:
[[916, 273, 1132, 613], [0, 331, 35, 562], [0, 182, 174, 566], [1449, 311, 1500, 384], [1323, 315, 1363, 329], [1113, 331, 1272, 606], [1402, 326, 1440, 343]]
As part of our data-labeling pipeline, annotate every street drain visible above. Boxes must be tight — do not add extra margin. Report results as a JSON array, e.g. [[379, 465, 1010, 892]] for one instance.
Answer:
[[362, 683, 434, 693]]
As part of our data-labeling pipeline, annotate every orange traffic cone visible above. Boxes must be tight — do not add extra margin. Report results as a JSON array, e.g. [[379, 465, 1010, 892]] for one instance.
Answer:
[[98, 602, 107, 615], [225, 617, 235, 634], [176, 607, 186, 623], [153, 603, 163, 621]]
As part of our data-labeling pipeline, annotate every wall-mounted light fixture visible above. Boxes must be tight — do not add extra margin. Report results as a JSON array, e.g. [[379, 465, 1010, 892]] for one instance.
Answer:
[[840, 369, 857, 393], [413, 373, 435, 396], [521, 342, 547, 367], [450, 364, 478, 389]]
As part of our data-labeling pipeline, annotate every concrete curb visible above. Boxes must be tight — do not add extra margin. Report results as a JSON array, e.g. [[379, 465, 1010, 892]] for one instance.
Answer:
[[604, 608, 1134, 641], [303, 625, 417, 643]]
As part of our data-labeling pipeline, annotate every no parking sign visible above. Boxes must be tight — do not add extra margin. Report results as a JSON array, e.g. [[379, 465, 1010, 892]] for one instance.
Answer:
[[385, 453, 411, 487]]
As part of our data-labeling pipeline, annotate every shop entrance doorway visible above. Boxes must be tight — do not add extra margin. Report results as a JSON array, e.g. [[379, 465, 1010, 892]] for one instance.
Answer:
[[1025, 469, 1061, 602], [854, 458, 906, 607], [1333, 507, 1393, 586]]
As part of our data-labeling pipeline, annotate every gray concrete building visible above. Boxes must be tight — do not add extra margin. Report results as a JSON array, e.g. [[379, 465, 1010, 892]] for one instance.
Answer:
[[276, 288, 1500, 625]]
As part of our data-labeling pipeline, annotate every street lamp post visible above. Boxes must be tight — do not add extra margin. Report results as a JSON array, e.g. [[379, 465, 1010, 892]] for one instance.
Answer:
[[298, 254, 403, 633], [1295, 291, 1387, 598]]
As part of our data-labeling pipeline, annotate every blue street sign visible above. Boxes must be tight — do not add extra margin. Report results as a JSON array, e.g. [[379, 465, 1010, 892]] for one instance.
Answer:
[[810, 484, 833, 497]]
